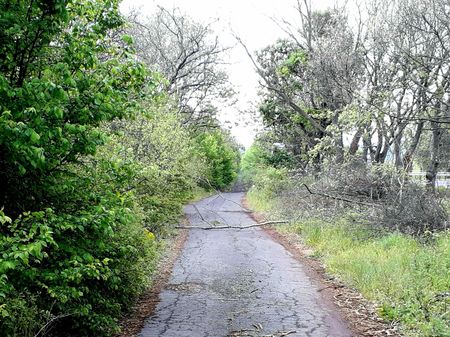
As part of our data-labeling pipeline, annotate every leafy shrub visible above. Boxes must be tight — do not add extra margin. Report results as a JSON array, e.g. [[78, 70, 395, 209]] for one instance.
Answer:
[[195, 130, 240, 190], [107, 109, 207, 232], [252, 167, 289, 197], [0, 143, 159, 336], [241, 144, 267, 186], [246, 167, 289, 212], [241, 141, 293, 187]]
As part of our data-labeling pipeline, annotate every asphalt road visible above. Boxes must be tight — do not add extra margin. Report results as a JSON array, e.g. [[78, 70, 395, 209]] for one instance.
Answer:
[[139, 193, 352, 337]]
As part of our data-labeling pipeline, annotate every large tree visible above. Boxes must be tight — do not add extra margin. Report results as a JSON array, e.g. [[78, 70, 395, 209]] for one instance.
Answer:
[[356, 0, 450, 185], [240, 3, 363, 168], [127, 7, 234, 126]]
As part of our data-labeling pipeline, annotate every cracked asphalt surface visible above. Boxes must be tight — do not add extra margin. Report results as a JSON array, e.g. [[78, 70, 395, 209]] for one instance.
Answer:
[[139, 193, 352, 337]]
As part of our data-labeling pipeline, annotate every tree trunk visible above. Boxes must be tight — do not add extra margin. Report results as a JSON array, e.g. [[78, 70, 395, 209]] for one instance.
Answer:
[[328, 105, 344, 164], [361, 129, 372, 163], [335, 130, 344, 164], [403, 121, 424, 171], [426, 121, 441, 189], [349, 126, 364, 156], [378, 140, 390, 163], [393, 129, 403, 168], [374, 123, 384, 163], [426, 105, 444, 189]]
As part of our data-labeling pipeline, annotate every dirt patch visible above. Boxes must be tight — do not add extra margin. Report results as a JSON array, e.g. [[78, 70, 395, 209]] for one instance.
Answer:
[[242, 195, 402, 337], [115, 225, 189, 337]]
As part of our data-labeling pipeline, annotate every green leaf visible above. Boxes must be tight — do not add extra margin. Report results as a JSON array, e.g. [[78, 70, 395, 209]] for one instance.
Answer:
[[121, 34, 133, 45], [30, 130, 40, 143], [54, 107, 64, 119], [18, 164, 26, 175], [0, 261, 16, 273]]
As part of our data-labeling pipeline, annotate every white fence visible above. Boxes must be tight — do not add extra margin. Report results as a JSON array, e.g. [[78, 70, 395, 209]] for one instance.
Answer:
[[409, 172, 450, 188]]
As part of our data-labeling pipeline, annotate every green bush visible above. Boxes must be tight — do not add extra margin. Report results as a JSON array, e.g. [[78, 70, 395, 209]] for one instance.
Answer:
[[195, 130, 240, 190], [0, 141, 160, 336], [241, 140, 293, 187], [241, 144, 267, 186], [0, 2, 162, 335], [107, 109, 207, 232], [0, 100, 220, 336], [246, 167, 289, 212]]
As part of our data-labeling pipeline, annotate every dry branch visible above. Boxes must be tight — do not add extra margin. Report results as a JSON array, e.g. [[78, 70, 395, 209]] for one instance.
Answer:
[[175, 220, 289, 230], [302, 184, 379, 207]]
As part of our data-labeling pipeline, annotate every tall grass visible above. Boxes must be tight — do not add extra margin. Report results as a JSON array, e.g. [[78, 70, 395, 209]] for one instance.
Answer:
[[286, 218, 450, 337]]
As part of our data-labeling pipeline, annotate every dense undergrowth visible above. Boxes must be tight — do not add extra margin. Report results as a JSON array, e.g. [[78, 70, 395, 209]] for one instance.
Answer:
[[243, 142, 450, 337], [0, 1, 239, 336]]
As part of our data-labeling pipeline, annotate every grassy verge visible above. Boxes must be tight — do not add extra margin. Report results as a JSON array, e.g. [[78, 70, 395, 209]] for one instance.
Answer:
[[247, 193, 450, 337]]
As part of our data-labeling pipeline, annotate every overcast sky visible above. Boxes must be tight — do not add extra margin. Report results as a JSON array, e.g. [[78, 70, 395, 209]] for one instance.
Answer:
[[120, 0, 341, 147]]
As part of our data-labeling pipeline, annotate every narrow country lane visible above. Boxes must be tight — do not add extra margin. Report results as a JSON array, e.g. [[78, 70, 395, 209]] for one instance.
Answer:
[[139, 193, 352, 337]]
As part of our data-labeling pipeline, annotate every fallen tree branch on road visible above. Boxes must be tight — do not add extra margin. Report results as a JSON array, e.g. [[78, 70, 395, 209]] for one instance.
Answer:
[[175, 220, 289, 230]]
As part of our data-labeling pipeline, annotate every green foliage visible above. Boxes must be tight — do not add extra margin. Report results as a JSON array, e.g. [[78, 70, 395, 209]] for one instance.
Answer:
[[278, 50, 308, 76], [0, 100, 220, 337], [246, 166, 289, 212], [241, 137, 293, 191], [0, 1, 212, 336], [0, 2, 153, 334], [241, 144, 268, 185], [0, 0, 148, 215], [0, 134, 164, 336], [108, 108, 205, 233], [195, 130, 240, 190]]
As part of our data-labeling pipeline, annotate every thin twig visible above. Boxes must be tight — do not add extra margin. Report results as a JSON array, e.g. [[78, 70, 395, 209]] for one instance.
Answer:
[[302, 184, 379, 207], [192, 203, 215, 226], [34, 313, 72, 337]]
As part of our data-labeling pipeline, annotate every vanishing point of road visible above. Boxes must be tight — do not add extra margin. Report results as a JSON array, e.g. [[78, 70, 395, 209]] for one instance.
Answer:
[[139, 193, 352, 337]]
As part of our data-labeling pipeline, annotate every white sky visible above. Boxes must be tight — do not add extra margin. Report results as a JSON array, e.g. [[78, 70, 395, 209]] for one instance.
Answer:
[[120, 0, 341, 147]]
